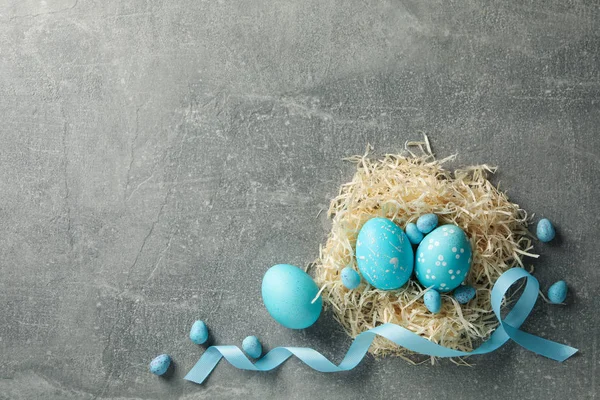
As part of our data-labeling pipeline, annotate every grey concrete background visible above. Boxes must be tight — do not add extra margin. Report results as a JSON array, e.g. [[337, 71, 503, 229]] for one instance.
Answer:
[[1, 0, 599, 399]]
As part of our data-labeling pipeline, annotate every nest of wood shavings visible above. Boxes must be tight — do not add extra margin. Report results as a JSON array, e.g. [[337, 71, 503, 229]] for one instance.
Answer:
[[313, 139, 538, 362]]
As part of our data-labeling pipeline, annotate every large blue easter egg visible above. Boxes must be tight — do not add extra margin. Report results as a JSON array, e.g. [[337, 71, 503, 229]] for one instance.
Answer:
[[415, 224, 472, 292], [355, 218, 414, 290], [261, 264, 322, 329]]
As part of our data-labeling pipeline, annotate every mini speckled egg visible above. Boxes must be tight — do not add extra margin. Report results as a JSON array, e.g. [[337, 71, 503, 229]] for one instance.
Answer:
[[355, 218, 414, 290], [548, 280, 567, 304], [149, 354, 171, 376], [189, 320, 209, 345], [423, 289, 441, 313], [341, 267, 361, 289], [405, 222, 424, 245], [454, 285, 476, 304], [242, 336, 262, 359], [537, 218, 556, 242], [262, 264, 322, 329], [415, 224, 472, 292], [417, 214, 438, 234]]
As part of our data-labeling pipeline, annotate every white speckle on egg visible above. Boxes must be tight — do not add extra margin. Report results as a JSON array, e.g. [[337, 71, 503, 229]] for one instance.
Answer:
[[428, 245, 434, 250], [431, 275, 436, 279], [456, 254, 460, 259], [438, 255, 443, 261], [460, 248, 465, 253], [435, 261, 440, 266], [435, 241, 440, 246], [451, 276, 455, 280], [449, 270, 454, 274], [442, 262, 447, 266], [452, 247, 457, 252], [457, 270, 461, 274]]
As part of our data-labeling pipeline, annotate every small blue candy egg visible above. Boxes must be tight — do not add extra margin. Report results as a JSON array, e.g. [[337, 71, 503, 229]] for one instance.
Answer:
[[262, 264, 322, 329], [405, 222, 424, 245], [355, 218, 414, 290], [548, 280, 567, 304], [537, 218, 556, 242], [242, 335, 263, 359], [423, 289, 441, 313], [149, 354, 171, 376], [341, 267, 361, 290], [189, 320, 209, 345], [417, 214, 438, 234], [454, 285, 476, 304]]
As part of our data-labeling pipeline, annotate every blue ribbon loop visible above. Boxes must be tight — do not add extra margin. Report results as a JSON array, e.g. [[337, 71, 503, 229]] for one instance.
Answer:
[[185, 268, 577, 384]]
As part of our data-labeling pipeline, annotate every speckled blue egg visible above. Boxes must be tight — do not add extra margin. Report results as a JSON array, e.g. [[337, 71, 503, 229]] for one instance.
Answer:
[[454, 285, 476, 304], [355, 218, 414, 290], [405, 222, 424, 245], [189, 320, 209, 345], [242, 335, 263, 359], [537, 218, 556, 242], [417, 214, 438, 234], [548, 280, 567, 304], [423, 289, 441, 313], [415, 224, 472, 292], [261, 264, 322, 329], [149, 354, 171, 376], [341, 267, 361, 290]]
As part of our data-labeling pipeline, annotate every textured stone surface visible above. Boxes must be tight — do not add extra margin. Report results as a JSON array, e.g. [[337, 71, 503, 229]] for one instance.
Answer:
[[1, 1, 599, 399]]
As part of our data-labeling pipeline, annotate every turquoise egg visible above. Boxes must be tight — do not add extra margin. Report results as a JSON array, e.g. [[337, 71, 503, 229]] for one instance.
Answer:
[[423, 289, 441, 313], [149, 354, 171, 376], [454, 285, 476, 304], [405, 222, 424, 245], [548, 280, 567, 304], [341, 267, 361, 290], [189, 320, 209, 345], [261, 264, 322, 329], [537, 218, 556, 242], [242, 335, 262, 359], [415, 224, 472, 292], [355, 218, 414, 290]]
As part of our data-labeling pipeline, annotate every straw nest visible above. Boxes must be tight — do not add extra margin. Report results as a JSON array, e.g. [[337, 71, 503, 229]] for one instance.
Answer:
[[313, 138, 537, 363]]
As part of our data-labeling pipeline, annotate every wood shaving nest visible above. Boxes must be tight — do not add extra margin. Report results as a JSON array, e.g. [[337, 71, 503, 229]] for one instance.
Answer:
[[312, 139, 537, 363]]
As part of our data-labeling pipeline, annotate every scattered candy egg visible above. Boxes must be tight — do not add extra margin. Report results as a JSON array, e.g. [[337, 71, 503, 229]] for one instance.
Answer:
[[341, 267, 361, 289], [189, 320, 209, 345], [242, 335, 263, 359], [537, 218, 556, 242], [405, 222, 424, 245], [548, 280, 567, 304], [149, 354, 171, 376], [416, 213, 438, 234], [261, 264, 322, 329], [415, 224, 472, 292], [454, 285, 476, 304], [423, 289, 441, 313], [355, 218, 414, 290]]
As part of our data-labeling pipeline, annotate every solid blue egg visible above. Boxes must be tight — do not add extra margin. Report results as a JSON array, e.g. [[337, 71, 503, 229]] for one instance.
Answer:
[[261, 264, 322, 329], [149, 354, 171, 376], [341, 267, 361, 289], [189, 320, 209, 345], [415, 224, 472, 292], [548, 280, 567, 304], [537, 218, 556, 242], [454, 285, 476, 304], [405, 222, 424, 245], [355, 218, 414, 290], [242, 335, 262, 359], [423, 289, 441, 313], [416, 214, 438, 234]]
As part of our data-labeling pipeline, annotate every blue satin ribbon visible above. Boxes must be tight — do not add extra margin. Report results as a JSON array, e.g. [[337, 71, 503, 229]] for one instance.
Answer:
[[185, 268, 577, 384]]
